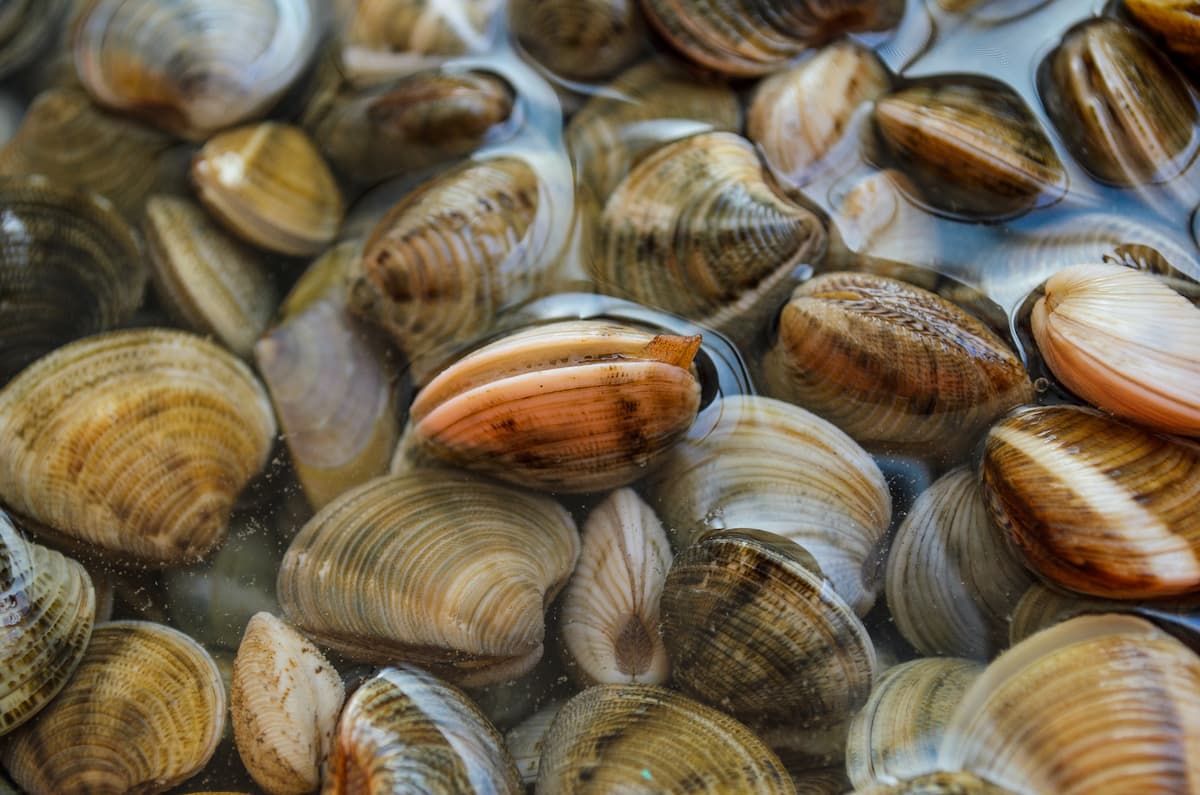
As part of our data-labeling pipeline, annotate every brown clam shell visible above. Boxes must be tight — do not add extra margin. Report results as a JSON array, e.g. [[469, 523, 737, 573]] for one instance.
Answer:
[[1125, 0, 1200, 68], [510, 0, 644, 80]]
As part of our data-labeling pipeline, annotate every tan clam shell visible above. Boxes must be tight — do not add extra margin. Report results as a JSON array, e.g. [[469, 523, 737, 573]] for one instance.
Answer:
[[561, 488, 671, 685], [791, 768, 850, 794], [939, 614, 1200, 794], [1008, 582, 1200, 647], [1, 620, 226, 795], [277, 470, 579, 685], [828, 169, 940, 266], [645, 395, 892, 615], [850, 772, 1017, 795], [763, 272, 1034, 454], [325, 665, 521, 795], [0, 328, 277, 566], [232, 612, 344, 795], [510, 0, 644, 80], [407, 320, 702, 493], [1032, 262, 1200, 436], [1125, 0, 1200, 69], [505, 700, 563, 786], [884, 467, 1033, 658], [0, 512, 95, 737], [845, 658, 984, 789], [982, 404, 1200, 598]]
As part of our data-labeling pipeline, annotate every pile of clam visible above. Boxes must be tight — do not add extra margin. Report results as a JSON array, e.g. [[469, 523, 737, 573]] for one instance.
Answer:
[[0, 0, 1199, 793]]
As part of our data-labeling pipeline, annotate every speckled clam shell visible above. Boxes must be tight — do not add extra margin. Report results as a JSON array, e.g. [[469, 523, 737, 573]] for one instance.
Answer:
[[232, 612, 344, 795], [1, 621, 225, 795], [73, 0, 318, 140], [1125, 0, 1200, 68], [939, 615, 1200, 794], [277, 471, 579, 685], [0, 328, 277, 566], [885, 467, 1033, 658], [763, 272, 1034, 454], [0, 512, 95, 737], [645, 395, 892, 615], [661, 529, 876, 727], [1032, 262, 1200, 436], [407, 320, 702, 493], [982, 404, 1200, 599], [510, 0, 643, 80], [850, 772, 1017, 795], [325, 665, 521, 795], [192, 122, 344, 256]]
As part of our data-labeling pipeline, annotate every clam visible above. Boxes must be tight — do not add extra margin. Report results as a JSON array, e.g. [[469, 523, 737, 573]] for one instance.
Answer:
[[191, 122, 344, 257], [536, 684, 795, 793], [1031, 262, 1200, 436], [982, 404, 1200, 598], [510, 0, 644, 80], [661, 529, 876, 728], [0, 175, 144, 385], [885, 468, 1033, 659], [850, 772, 1017, 795], [0, 328, 277, 566], [73, 0, 318, 140], [645, 395, 892, 615], [641, 0, 903, 76], [0, 511, 95, 737], [325, 665, 521, 794], [762, 272, 1033, 455], [1125, 0, 1200, 68], [592, 132, 828, 348], [561, 488, 672, 685], [277, 470, 579, 685], [406, 320, 702, 493], [0, 0, 69, 78], [845, 658, 984, 789], [827, 169, 941, 266], [1, 620, 225, 795], [232, 612, 344, 795], [505, 701, 563, 786], [939, 614, 1200, 794], [873, 78, 1067, 219], [791, 768, 851, 794]]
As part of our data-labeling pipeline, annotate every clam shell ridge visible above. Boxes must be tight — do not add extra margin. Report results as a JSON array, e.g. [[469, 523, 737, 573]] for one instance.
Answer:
[[0, 328, 277, 566]]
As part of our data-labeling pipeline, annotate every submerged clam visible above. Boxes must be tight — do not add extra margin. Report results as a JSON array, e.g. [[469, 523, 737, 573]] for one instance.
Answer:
[[0, 0, 68, 79], [510, 0, 644, 80], [1124, 0, 1200, 68], [850, 772, 1017, 794]]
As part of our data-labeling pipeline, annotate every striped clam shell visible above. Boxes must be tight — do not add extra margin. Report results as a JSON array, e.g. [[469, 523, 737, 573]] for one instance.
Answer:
[[509, 0, 644, 81]]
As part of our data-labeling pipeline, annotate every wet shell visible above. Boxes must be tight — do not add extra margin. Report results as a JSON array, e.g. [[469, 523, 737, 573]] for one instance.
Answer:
[[939, 614, 1200, 794], [641, 0, 903, 77], [661, 529, 876, 727], [1040, 19, 1198, 187], [144, 195, 278, 358], [510, 0, 644, 81], [536, 683, 794, 793], [885, 468, 1033, 659], [276, 471, 579, 685], [873, 78, 1067, 219], [0, 512, 95, 737], [1031, 262, 1200, 436], [763, 272, 1034, 454], [407, 320, 702, 493], [645, 395, 892, 615], [505, 701, 562, 786], [827, 169, 940, 266], [73, 0, 318, 140], [1009, 582, 1200, 648], [1125, 0, 1200, 68], [561, 488, 671, 685], [325, 665, 520, 794], [1, 620, 225, 795], [592, 132, 827, 347], [192, 122, 344, 257], [0, 328, 277, 566], [845, 658, 983, 789], [982, 404, 1200, 598], [0, 0, 69, 79], [232, 612, 344, 795], [850, 772, 1017, 795]]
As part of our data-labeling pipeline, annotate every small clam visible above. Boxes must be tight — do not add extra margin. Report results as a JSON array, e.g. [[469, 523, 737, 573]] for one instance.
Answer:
[[982, 404, 1200, 598], [505, 701, 563, 786], [1031, 262, 1200, 436], [192, 122, 344, 257], [406, 320, 702, 493], [325, 665, 521, 794], [850, 772, 1017, 795], [277, 471, 579, 685], [536, 684, 795, 793], [1009, 582, 1200, 648], [1, 621, 225, 795], [510, 0, 644, 80], [0, 329, 277, 566], [1125, 0, 1200, 68], [827, 169, 941, 266], [232, 612, 345, 795]]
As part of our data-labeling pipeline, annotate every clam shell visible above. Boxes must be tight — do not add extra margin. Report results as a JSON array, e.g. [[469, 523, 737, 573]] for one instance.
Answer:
[[192, 122, 344, 257], [850, 772, 1017, 795], [982, 404, 1200, 598], [1, 620, 225, 795], [0, 328, 277, 566], [827, 169, 941, 266], [276, 470, 579, 685], [1031, 262, 1200, 436], [0, 0, 69, 78], [1125, 0, 1200, 68], [505, 701, 563, 786], [325, 665, 521, 794], [407, 320, 702, 493], [536, 684, 794, 793], [1009, 582, 1200, 649], [510, 0, 644, 80], [0, 512, 95, 737]]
